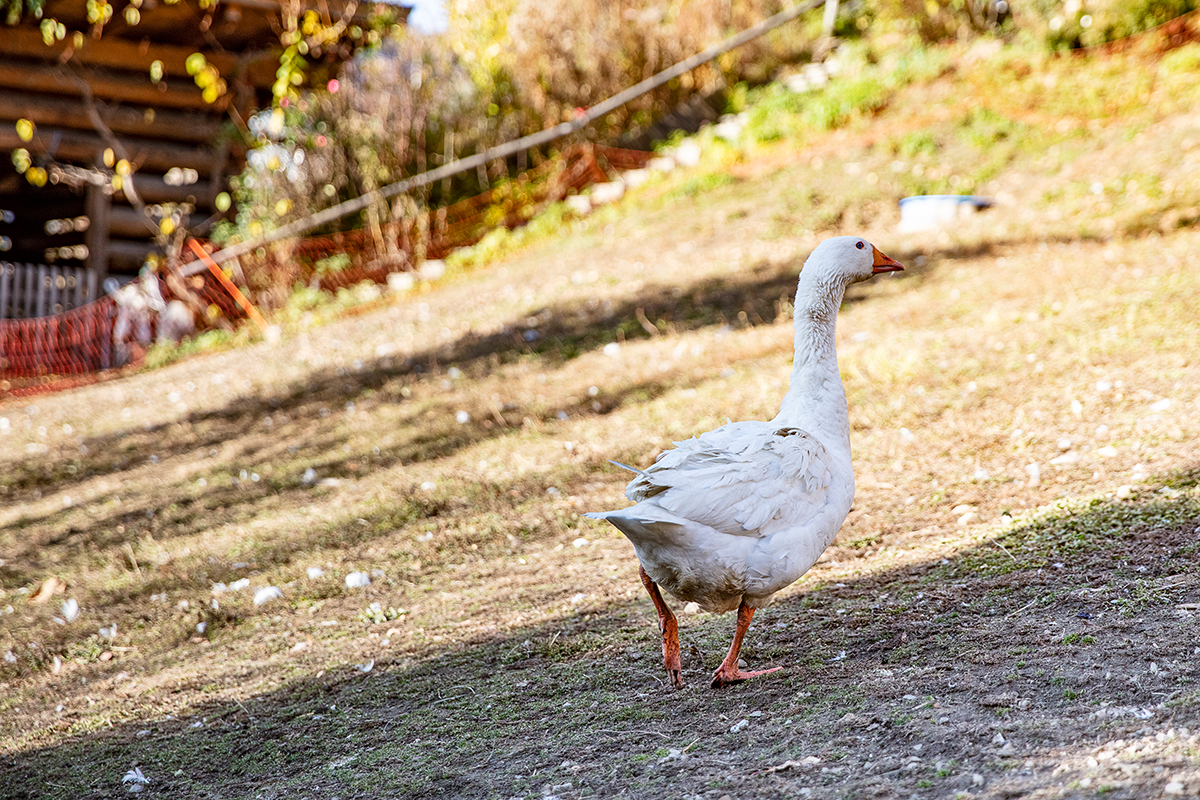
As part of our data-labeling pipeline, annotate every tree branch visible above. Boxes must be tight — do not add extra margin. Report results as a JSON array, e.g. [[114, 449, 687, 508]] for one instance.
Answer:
[[66, 65, 161, 238]]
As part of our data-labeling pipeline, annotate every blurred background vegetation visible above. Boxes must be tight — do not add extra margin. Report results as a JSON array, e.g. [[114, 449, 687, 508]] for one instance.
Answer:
[[207, 0, 1197, 293]]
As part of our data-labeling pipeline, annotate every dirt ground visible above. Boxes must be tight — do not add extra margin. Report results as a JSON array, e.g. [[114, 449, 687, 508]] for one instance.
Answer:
[[2, 41, 1200, 800]]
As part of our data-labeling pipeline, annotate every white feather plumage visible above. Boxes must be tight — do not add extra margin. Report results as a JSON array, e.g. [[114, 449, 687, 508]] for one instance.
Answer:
[[586, 236, 903, 687]]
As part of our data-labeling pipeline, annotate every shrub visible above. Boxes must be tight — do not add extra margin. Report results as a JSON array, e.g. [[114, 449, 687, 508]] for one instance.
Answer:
[[1084, 0, 1198, 44], [1022, 0, 1197, 49], [505, 0, 811, 141], [870, 0, 1014, 42]]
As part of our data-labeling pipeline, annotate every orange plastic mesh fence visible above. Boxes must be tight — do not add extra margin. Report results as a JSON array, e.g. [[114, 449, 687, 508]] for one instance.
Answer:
[[0, 296, 117, 378], [1, 144, 650, 398]]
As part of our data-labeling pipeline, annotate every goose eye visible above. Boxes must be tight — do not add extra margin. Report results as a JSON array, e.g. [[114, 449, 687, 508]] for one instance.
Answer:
[[855, 241, 865, 250]]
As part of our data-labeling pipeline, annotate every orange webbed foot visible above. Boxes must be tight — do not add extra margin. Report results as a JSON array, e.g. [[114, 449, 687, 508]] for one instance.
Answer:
[[710, 664, 781, 689]]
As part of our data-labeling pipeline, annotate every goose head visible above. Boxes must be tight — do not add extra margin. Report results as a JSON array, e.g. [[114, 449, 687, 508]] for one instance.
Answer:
[[804, 235, 905, 286]]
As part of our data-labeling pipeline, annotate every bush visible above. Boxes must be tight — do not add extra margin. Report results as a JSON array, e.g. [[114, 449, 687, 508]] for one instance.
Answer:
[[870, 0, 1014, 41], [1086, 0, 1197, 44], [1022, 0, 1197, 49], [1158, 39, 1200, 73], [505, 0, 811, 140]]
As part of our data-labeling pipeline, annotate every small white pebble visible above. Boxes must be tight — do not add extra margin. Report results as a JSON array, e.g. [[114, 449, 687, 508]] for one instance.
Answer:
[[345, 572, 371, 589], [455, 410, 471, 424], [572, 537, 589, 548], [683, 602, 701, 614], [61, 598, 79, 623], [253, 586, 282, 605], [306, 567, 325, 579], [730, 719, 750, 733]]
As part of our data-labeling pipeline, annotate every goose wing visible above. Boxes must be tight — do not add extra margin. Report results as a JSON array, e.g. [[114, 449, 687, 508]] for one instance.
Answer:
[[623, 422, 835, 538]]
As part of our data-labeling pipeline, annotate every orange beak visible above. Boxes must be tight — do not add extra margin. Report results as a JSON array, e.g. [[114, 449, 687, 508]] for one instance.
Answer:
[[871, 245, 904, 274]]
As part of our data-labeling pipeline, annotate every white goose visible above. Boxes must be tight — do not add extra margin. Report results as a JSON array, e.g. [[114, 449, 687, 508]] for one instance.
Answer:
[[586, 236, 903, 688]]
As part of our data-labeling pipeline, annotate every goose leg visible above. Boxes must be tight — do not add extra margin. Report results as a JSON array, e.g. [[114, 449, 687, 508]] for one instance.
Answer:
[[711, 601, 781, 688], [638, 566, 682, 687]]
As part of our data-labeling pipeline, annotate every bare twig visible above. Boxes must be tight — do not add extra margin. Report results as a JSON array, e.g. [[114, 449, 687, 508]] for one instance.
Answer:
[[66, 67, 160, 238], [594, 729, 672, 739], [1005, 597, 1038, 619], [123, 543, 142, 578], [635, 307, 659, 336], [992, 540, 1017, 563]]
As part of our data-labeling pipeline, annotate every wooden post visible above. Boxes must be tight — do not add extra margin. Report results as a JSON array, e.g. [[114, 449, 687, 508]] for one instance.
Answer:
[[86, 175, 111, 298], [0, 261, 10, 319], [442, 129, 453, 200], [822, 0, 840, 36], [186, 239, 268, 333], [86, 265, 99, 305], [17, 263, 30, 317], [36, 262, 48, 317], [10, 267, 21, 321], [49, 264, 60, 314], [73, 265, 86, 309]]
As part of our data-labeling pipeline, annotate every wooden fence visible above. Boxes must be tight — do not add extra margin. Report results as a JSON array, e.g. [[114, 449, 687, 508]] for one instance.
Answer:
[[0, 261, 99, 319]]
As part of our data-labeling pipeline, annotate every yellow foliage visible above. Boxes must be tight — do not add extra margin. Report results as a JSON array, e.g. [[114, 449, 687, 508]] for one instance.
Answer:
[[11, 148, 31, 173]]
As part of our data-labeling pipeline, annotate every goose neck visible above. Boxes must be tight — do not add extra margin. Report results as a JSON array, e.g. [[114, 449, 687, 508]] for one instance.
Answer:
[[774, 281, 850, 452]]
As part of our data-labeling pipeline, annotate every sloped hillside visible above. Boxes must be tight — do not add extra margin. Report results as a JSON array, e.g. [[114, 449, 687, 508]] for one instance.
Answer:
[[2, 39, 1199, 800]]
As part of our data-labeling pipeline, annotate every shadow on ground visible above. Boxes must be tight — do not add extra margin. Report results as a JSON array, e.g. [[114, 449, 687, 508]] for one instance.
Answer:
[[3, 466, 1197, 800], [1, 228, 977, 504]]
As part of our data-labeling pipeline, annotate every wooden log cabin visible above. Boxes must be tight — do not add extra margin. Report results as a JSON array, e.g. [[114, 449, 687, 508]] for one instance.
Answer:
[[0, 0, 388, 318]]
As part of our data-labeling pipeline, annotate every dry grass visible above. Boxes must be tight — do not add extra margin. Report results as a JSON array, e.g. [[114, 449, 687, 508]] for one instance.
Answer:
[[2, 39, 1200, 800]]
